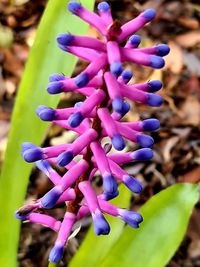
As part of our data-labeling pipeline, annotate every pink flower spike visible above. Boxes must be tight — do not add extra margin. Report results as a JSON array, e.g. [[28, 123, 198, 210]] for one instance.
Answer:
[[79, 181, 101, 213], [121, 48, 165, 69], [98, 198, 118, 216], [49, 212, 76, 263], [79, 90, 106, 117], [61, 46, 100, 62], [79, 181, 110, 235], [56, 188, 76, 204], [106, 41, 123, 76], [27, 213, 61, 232], [98, 108, 125, 151], [90, 141, 111, 176], [125, 35, 141, 48], [43, 144, 71, 159], [77, 205, 90, 220], [76, 86, 96, 97], [57, 33, 106, 52], [108, 152, 133, 164], [97, 2, 113, 25], [120, 83, 148, 103], [67, 2, 107, 35], [118, 9, 156, 42], [36, 160, 61, 185], [82, 53, 107, 81], [72, 129, 98, 155]]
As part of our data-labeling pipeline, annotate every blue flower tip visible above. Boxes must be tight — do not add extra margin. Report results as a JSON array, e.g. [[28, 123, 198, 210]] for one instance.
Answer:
[[129, 35, 141, 45], [49, 244, 64, 263], [143, 8, 156, 20], [68, 112, 84, 128], [57, 33, 74, 46], [157, 44, 170, 56], [121, 70, 133, 81], [112, 97, 124, 113], [123, 175, 143, 194], [150, 56, 165, 69], [23, 147, 43, 162], [75, 73, 89, 88], [112, 134, 125, 151], [147, 80, 162, 92], [142, 118, 160, 131], [137, 134, 154, 148], [14, 211, 27, 221], [36, 106, 56, 121], [93, 212, 110, 235], [21, 142, 37, 154], [67, 1, 82, 14], [132, 148, 154, 161], [41, 186, 62, 209], [97, 2, 110, 12], [49, 73, 65, 82], [103, 173, 118, 196], [46, 81, 63, 94], [147, 93, 163, 107], [57, 151, 73, 167], [110, 62, 123, 77]]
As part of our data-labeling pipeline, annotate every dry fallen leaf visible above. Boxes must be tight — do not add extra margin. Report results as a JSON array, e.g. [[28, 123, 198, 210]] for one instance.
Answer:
[[175, 30, 200, 48], [180, 95, 200, 126], [164, 41, 183, 74]]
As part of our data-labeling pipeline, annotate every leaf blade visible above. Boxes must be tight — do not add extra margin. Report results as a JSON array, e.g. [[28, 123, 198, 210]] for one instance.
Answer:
[[99, 183, 199, 267]]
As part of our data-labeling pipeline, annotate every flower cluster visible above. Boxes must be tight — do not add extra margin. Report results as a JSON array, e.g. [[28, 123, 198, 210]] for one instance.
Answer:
[[15, 1, 169, 263]]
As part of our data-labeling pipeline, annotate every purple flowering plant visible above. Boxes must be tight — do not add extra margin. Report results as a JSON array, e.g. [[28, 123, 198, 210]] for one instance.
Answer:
[[15, 1, 169, 263]]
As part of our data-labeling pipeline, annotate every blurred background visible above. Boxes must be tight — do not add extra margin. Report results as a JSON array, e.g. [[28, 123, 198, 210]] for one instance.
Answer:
[[0, 0, 200, 266]]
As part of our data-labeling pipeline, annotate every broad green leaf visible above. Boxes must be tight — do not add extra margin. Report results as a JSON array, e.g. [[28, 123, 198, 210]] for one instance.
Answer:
[[0, 0, 94, 266], [99, 183, 199, 267], [69, 186, 132, 267]]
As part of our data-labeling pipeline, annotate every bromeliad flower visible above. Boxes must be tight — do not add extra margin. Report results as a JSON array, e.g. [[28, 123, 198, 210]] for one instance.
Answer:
[[15, 1, 169, 263]]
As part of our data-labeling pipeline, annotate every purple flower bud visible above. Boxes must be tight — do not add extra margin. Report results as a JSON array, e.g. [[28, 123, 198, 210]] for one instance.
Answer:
[[136, 134, 154, 148], [146, 93, 163, 107], [36, 106, 56, 121], [156, 44, 170, 56], [14, 211, 28, 221], [57, 33, 74, 46], [131, 148, 153, 161], [123, 175, 143, 194], [112, 134, 126, 151], [110, 62, 123, 77], [36, 160, 52, 176], [41, 186, 62, 208], [75, 73, 89, 87], [67, 1, 82, 14], [49, 244, 64, 263], [21, 142, 37, 154], [112, 97, 124, 113], [56, 151, 74, 167], [93, 210, 110, 235], [97, 2, 110, 12], [119, 101, 130, 117], [142, 8, 156, 20], [68, 112, 84, 127], [129, 35, 141, 46], [121, 70, 133, 82], [142, 118, 160, 131], [49, 73, 65, 82], [118, 209, 143, 228], [149, 55, 165, 69], [47, 81, 63, 94], [147, 80, 162, 92], [23, 147, 43, 162], [103, 173, 118, 198]]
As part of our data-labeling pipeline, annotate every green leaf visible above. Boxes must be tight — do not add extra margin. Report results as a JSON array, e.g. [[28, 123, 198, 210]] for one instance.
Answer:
[[99, 183, 199, 267], [0, 1, 94, 266], [69, 186, 132, 267]]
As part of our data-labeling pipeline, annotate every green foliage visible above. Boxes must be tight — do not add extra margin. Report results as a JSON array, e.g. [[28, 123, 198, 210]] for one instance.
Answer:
[[0, 0, 94, 266], [69, 183, 199, 267], [69, 186, 132, 267]]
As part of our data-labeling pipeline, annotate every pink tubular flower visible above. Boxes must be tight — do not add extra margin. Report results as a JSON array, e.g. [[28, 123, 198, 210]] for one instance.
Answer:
[[15, 1, 169, 263]]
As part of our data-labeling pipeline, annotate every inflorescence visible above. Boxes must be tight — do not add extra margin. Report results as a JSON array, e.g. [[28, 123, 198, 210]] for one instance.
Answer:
[[15, 1, 169, 263]]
